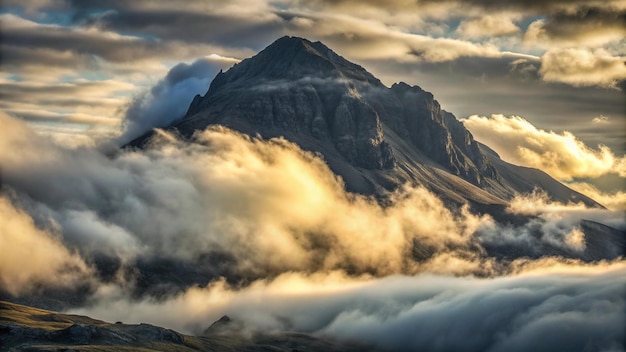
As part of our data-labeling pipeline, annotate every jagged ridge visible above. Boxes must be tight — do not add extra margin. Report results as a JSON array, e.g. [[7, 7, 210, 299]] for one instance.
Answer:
[[130, 36, 599, 207]]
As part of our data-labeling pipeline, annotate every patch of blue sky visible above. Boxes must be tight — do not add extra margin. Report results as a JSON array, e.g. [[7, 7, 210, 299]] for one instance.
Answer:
[[270, 2, 289, 11], [1, 6, 74, 26], [28, 120, 91, 131], [3, 74, 23, 82], [117, 31, 159, 41], [517, 15, 544, 32], [0, 6, 22, 16], [58, 75, 82, 83], [80, 72, 112, 82]]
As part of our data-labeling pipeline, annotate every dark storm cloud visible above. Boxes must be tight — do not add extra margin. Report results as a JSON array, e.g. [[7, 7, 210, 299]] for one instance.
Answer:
[[0, 13, 246, 77], [539, 6, 626, 39], [64, 0, 287, 49], [419, 0, 623, 11], [73, 8, 285, 49], [0, 45, 91, 75], [1, 14, 159, 63], [298, 0, 624, 14]]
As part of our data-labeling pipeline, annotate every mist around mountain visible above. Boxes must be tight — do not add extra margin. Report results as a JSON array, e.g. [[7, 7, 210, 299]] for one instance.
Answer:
[[128, 36, 621, 262], [1, 37, 624, 352], [130, 37, 599, 208]]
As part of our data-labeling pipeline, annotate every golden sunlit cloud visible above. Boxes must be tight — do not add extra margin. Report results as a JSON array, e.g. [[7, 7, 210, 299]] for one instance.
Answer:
[[456, 14, 521, 39], [592, 115, 609, 124], [0, 195, 91, 296], [539, 48, 626, 88], [462, 114, 626, 180], [566, 182, 626, 211]]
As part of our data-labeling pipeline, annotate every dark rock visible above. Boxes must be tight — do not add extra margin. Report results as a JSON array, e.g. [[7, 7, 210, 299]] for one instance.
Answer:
[[128, 36, 601, 208], [123, 323, 184, 344], [49, 324, 98, 345], [204, 315, 239, 336]]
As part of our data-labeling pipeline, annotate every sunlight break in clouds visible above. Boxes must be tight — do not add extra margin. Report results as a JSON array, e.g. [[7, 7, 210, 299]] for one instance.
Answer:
[[462, 114, 626, 180]]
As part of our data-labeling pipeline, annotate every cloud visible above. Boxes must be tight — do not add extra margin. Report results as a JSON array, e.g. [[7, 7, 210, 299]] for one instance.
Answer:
[[592, 115, 609, 124], [3, 111, 619, 286], [71, 263, 626, 352], [539, 48, 626, 88], [1, 110, 622, 290], [456, 15, 521, 39], [566, 182, 626, 211], [0, 11, 250, 142], [509, 191, 626, 232], [0, 13, 246, 78], [523, 6, 626, 48], [119, 56, 238, 144], [419, 0, 626, 12], [1, 13, 145, 63], [465, 189, 626, 256], [462, 114, 626, 180], [69, 0, 284, 48], [0, 8, 623, 352], [280, 12, 506, 63], [1, 112, 476, 279], [2, 111, 625, 350], [0, 193, 91, 296]]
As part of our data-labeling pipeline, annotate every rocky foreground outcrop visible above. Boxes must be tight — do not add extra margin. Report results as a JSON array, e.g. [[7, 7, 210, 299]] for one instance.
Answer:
[[0, 300, 377, 352]]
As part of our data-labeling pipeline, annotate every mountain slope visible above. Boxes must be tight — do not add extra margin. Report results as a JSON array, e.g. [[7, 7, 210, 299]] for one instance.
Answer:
[[129, 36, 599, 208], [0, 300, 377, 352]]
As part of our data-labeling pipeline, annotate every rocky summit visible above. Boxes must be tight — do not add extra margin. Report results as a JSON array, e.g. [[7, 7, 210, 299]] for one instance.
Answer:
[[130, 36, 598, 208]]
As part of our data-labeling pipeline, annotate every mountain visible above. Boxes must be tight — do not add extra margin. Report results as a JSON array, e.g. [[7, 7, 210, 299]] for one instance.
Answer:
[[129, 36, 598, 209], [0, 300, 377, 351]]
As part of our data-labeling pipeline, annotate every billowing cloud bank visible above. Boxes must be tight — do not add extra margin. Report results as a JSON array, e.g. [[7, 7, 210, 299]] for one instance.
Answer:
[[74, 263, 626, 352], [0, 195, 91, 296], [1, 112, 624, 351]]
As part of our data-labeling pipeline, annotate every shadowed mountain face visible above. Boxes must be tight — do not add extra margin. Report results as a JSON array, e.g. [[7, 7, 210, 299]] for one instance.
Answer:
[[130, 36, 597, 208]]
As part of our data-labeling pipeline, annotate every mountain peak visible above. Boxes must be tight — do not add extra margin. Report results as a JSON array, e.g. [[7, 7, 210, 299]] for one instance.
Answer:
[[204, 36, 382, 88], [269, 36, 323, 53], [131, 36, 600, 207]]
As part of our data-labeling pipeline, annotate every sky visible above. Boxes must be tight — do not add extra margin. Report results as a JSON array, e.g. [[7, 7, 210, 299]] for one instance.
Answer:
[[1, 2, 626, 349], [1, 0, 625, 197]]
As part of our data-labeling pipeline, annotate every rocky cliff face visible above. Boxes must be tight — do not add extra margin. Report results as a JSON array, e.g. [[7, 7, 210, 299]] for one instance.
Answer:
[[129, 36, 599, 207], [182, 36, 396, 171], [176, 36, 493, 185]]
